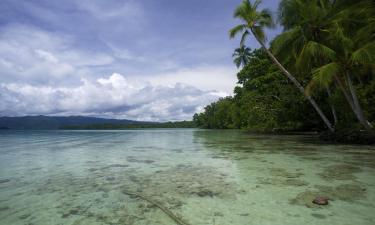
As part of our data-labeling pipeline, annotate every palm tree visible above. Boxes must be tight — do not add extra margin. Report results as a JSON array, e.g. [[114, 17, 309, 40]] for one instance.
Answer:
[[273, 0, 374, 130], [274, 0, 340, 126], [233, 46, 252, 68], [309, 26, 374, 130], [229, 0, 335, 132]]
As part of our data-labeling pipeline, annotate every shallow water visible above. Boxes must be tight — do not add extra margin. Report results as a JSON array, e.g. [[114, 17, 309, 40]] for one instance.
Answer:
[[0, 129, 374, 225]]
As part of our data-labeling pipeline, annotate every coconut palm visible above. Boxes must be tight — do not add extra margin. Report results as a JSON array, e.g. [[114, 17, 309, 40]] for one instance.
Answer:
[[233, 46, 252, 68], [273, 0, 374, 129], [309, 27, 374, 130], [229, 0, 335, 131], [273, 0, 340, 126]]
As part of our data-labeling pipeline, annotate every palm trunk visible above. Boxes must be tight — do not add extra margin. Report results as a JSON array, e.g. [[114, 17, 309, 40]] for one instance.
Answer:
[[345, 73, 373, 130], [250, 29, 334, 132], [334, 75, 373, 130], [326, 86, 338, 125], [334, 75, 356, 110]]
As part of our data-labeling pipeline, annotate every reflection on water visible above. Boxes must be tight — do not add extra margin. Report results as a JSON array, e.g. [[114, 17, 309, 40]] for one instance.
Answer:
[[0, 129, 374, 225]]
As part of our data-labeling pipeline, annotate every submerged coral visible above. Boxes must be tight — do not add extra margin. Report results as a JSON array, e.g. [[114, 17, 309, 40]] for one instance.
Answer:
[[269, 168, 304, 179], [290, 183, 367, 208], [121, 164, 236, 199], [318, 164, 361, 181]]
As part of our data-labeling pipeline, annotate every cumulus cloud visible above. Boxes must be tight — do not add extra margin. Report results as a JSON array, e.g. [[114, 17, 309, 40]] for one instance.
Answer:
[[0, 73, 224, 121], [0, 18, 237, 121], [144, 66, 237, 94], [0, 24, 114, 85]]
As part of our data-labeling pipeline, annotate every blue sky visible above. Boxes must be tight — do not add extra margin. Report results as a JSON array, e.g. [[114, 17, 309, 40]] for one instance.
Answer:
[[0, 0, 281, 121]]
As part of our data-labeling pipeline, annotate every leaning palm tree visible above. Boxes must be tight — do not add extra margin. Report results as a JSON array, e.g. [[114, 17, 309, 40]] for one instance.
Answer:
[[307, 27, 374, 130], [274, 0, 374, 130], [229, 0, 334, 131], [233, 46, 252, 68]]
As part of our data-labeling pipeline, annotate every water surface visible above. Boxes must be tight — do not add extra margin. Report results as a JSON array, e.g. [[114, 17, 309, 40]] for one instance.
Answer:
[[0, 129, 374, 225]]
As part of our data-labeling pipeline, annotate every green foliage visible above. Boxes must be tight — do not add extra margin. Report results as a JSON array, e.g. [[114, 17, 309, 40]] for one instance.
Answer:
[[232, 46, 252, 68], [196, 0, 375, 131], [229, 0, 274, 44], [194, 49, 325, 131], [273, 0, 375, 129]]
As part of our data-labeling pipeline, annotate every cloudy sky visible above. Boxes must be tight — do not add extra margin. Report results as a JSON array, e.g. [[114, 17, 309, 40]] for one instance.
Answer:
[[0, 0, 281, 121]]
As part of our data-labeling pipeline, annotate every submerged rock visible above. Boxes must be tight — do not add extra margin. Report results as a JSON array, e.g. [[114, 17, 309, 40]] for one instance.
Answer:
[[312, 197, 329, 205], [127, 157, 155, 164], [0, 206, 10, 211], [318, 164, 361, 181], [0, 179, 10, 184], [256, 177, 308, 187], [101, 164, 129, 170], [192, 189, 218, 197], [18, 214, 31, 219], [290, 191, 322, 208], [311, 213, 327, 219], [315, 184, 366, 202], [291, 183, 366, 207], [269, 168, 304, 179]]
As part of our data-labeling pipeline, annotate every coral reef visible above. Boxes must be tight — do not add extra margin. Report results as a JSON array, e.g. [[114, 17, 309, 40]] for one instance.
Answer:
[[290, 183, 367, 208], [318, 164, 361, 181]]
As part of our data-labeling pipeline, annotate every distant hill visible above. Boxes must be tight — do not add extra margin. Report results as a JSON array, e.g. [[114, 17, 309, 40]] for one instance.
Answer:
[[0, 116, 151, 130], [61, 120, 195, 129]]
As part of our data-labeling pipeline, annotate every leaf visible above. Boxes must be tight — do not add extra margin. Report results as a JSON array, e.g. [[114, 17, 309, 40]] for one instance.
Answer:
[[229, 24, 247, 39], [351, 42, 375, 65], [258, 8, 275, 28], [312, 62, 340, 87], [296, 41, 336, 71], [251, 26, 265, 43], [271, 26, 302, 59]]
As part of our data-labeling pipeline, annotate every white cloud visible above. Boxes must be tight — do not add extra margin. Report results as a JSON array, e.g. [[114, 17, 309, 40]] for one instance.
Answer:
[[76, 0, 143, 21], [0, 24, 237, 120], [142, 66, 237, 94], [0, 25, 114, 85], [0, 73, 224, 121]]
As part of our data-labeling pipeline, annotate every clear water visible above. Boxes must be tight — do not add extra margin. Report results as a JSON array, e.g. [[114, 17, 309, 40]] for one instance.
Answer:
[[0, 129, 374, 225]]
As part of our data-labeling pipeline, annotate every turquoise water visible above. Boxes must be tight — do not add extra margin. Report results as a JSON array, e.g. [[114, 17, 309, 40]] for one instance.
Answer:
[[0, 129, 374, 225]]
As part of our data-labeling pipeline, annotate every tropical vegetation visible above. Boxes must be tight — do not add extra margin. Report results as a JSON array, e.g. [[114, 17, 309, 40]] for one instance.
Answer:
[[194, 0, 374, 133]]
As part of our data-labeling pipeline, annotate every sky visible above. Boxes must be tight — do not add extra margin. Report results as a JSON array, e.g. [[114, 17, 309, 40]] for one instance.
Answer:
[[0, 0, 281, 121]]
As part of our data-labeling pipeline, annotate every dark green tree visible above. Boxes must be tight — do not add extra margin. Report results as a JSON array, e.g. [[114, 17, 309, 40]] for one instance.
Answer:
[[273, 0, 374, 129], [229, 0, 334, 131]]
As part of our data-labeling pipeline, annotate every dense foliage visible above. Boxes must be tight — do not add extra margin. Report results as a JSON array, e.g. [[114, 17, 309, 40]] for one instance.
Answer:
[[194, 49, 329, 131], [194, 0, 374, 132]]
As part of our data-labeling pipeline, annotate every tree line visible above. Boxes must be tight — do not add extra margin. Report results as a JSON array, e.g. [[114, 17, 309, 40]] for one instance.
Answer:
[[194, 0, 374, 132]]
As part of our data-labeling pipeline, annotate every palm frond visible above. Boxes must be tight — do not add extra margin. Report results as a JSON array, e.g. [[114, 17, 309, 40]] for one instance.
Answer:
[[329, 22, 353, 52], [240, 30, 250, 47], [258, 9, 275, 28], [353, 21, 375, 44], [251, 26, 265, 43], [351, 42, 375, 65], [234, 0, 252, 21], [312, 62, 340, 87], [270, 26, 301, 58], [253, 0, 262, 9], [305, 79, 318, 96], [229, 24, 247, 39], [278, 0, 302, 29], [296, 41, 336, 70], [233, 57, 242, 68]]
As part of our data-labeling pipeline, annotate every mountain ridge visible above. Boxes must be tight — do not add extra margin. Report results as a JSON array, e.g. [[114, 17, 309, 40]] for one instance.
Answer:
[[0, 115, 154, 130]]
